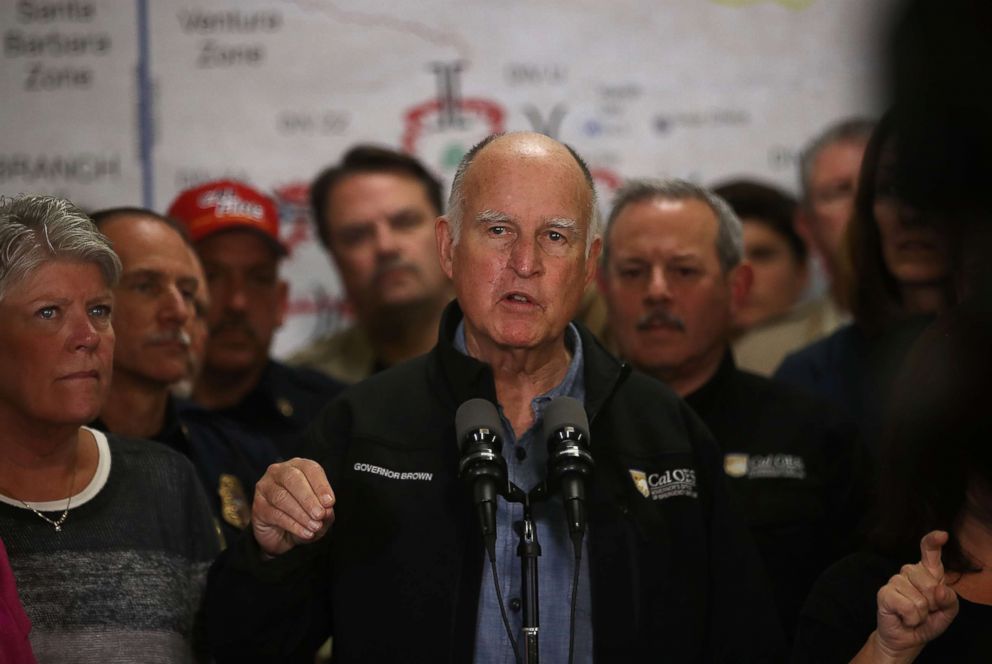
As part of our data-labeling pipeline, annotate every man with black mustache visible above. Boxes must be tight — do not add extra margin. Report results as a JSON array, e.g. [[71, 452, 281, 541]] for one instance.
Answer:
[[169, 181, 344, 458], [292, 146, 453, 383], [598, 178, 869, 643]]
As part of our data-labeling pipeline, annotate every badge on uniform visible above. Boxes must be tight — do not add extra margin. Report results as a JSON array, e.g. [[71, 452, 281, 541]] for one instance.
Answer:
[[723, 453, 806, 480], [218, 474, 251, 529], [629, 469, 650, 498], [276, 397, 294, 418], [724, 453, 749, 478]]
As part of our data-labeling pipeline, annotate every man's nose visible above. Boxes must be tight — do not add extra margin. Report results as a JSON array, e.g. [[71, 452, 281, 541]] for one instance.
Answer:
[[221, 276, 249, 313], [508, 235, 543, 277], [374, 223, 400, 257], [645, 265, 670, 302], [160, 283, 193, 324]]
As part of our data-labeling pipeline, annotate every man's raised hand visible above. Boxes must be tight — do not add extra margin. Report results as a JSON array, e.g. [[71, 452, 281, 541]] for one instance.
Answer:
[[252, 458, 336, 557]]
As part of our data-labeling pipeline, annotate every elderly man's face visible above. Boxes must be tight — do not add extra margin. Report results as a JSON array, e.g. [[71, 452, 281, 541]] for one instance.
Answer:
[[437, 139, 599, 355], [601, 197, 739, 382], [197, 231, 287, 376], [101, 215, 198, 386], [323, 172, 448, 322], [0, 260, 114, 427]]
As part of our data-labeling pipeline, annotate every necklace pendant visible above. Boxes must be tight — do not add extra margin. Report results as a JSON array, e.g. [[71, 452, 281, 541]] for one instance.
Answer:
[[54, 524, 61, 532]]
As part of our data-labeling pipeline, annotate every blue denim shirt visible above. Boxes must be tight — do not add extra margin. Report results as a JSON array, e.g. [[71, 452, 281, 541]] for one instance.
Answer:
[[456, 322, 593, 664]]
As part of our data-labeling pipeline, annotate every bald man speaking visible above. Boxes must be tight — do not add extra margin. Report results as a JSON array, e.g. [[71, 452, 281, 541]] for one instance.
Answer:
[[205, 133, 783, 663]]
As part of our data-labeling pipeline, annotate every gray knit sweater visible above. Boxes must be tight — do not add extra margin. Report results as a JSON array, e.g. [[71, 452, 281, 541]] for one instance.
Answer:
[[0, 429, 220, 663]]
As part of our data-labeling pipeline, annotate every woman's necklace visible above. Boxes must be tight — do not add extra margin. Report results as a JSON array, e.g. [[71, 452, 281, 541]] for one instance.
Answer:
[[16, 453, 79, 533]]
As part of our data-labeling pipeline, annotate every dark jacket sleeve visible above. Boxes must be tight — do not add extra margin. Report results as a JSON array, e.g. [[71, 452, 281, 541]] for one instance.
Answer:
[[204, 402, 345, 663], [205, 530, 333, 663]]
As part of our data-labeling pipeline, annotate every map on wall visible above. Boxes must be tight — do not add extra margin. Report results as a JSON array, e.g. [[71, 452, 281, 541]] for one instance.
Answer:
[[0, 0, 892, 356]]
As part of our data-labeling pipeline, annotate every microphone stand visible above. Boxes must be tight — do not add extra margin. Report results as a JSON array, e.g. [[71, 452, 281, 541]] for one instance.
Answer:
[[514, 483, 550, 664], [519, 496, 541, 664]]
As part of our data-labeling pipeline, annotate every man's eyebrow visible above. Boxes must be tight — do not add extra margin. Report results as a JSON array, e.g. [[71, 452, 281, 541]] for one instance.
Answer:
[[547, 217, 578, 230], [387, 207, 425, 222], [334, 218, 373, 233], [475, 209, 512, 224], [121, 269, 200, 287], [121, 269, 164, 281]]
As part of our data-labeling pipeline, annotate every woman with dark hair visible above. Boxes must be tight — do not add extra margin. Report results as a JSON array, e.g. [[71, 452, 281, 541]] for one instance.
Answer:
[[775, 111, 954, 454], [793, 307, 992, 662], [839, 116, 954, 337]]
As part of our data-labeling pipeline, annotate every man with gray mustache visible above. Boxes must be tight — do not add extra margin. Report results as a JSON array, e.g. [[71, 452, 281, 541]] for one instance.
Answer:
[[92, 208, 201, 441], [637, 305, 686, 333], [598, 179, 869, 643], [90, 207, 284, 545]]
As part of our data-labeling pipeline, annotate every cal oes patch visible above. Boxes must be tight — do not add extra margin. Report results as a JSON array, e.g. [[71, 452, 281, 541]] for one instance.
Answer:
[[722, 453, 807, 480], [218, 474, 251, 530], [629, 467, 698, 501]]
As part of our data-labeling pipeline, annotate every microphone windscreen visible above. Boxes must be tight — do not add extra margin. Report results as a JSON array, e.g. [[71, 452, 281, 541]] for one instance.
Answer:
[[542, 396, 590, 442], [455, 398, 503, 451]]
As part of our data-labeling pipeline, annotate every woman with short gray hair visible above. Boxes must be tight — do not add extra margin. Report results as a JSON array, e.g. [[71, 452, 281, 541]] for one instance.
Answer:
[[0, 195, 219, 662]]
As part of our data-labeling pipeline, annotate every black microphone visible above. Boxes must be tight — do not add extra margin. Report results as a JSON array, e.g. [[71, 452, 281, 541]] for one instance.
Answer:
[[543, 396, 594, 549], [456, 398, 508, 559]]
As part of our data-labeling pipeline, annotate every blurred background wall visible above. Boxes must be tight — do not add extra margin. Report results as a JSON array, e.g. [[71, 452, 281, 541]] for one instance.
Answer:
[[0, 0, 893, 356]]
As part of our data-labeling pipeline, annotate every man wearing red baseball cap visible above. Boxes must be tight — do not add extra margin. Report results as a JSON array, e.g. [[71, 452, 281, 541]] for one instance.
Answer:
[[169, 180, 343, 458]]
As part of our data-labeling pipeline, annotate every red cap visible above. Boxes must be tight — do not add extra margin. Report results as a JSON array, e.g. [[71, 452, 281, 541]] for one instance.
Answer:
[[167, 180, 286, 255]]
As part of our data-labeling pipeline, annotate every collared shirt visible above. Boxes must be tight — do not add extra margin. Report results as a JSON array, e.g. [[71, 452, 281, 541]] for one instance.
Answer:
[[456, 322, 593, 664]]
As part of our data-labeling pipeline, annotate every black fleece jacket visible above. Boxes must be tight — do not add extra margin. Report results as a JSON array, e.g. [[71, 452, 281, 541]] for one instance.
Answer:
[[206, 302, 784, 663]]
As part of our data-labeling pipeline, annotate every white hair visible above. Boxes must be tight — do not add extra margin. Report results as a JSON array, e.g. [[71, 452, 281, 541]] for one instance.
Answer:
[[0, 194, 121, 302]]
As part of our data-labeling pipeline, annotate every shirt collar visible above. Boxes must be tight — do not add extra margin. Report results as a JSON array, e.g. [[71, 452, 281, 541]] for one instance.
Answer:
[[453, 320, 585, 410]]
